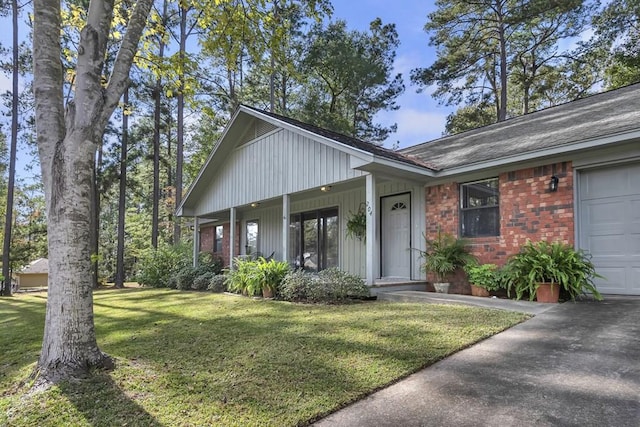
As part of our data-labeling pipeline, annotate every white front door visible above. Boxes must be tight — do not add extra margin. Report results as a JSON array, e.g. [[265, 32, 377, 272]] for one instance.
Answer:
[[381, 193, 411, 278]]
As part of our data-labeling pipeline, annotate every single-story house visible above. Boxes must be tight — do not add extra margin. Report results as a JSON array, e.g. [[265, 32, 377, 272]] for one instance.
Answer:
[[15, 258, 49, 288], [177, 83, 640, 295]]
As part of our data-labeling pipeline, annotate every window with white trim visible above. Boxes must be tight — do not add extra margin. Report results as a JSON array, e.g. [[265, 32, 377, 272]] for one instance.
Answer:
[[460, 178, 499, 237], [214, 226, 223, 253]]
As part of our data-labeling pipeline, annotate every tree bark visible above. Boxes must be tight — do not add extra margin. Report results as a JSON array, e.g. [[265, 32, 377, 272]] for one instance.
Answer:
[[174, 4, 187, 245], [115, 87, 128, 289], [151, 0, 167, 249], [33, 0, 153, 385], [497, 5, 508, 122], [1, 0, 19, 297], [91, 143, 103, 289]]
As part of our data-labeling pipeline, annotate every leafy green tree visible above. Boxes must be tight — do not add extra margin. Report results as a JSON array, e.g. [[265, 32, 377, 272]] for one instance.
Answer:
[[508, 0, 596, 114], [10, 182, 48, 272], [33, 0, 154, 383], [412, 0, 595, 128], [592, 0, 640, 88], [445, 103, 496, 135], [299, 18, 404, 143]]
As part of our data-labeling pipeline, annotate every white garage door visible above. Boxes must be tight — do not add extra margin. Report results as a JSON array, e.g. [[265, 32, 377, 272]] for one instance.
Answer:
[[578, 162, 640, 295]]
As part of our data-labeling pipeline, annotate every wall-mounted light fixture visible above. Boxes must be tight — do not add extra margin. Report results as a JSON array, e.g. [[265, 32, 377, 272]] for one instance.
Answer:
[[549, 175, 559, 192], [250, 202, 260, 208], [320, 185, 332, 192]]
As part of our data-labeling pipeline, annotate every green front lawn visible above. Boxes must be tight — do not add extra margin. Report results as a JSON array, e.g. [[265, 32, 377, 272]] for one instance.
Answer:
[[0, 288, 529, 426]]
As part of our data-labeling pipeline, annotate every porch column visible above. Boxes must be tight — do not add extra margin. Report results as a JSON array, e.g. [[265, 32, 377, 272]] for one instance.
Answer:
[[365, 173, 379, 285], [282, 194, 290, 263], [192, 216, 200, 267], [229, 207, 237, 270]]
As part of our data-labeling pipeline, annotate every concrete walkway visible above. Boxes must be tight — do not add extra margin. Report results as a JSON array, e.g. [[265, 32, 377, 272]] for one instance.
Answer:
[[377, 290, 557, 315], [314, 295, 640, 427]]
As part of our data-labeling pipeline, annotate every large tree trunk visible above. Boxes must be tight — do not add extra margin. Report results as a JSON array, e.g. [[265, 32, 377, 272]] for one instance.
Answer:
[[497, 7, 508, 122], [38, 129, 113, 381], [33, 0, 153, 385], [151, 0, 167, 249], [1, 0, 19, 297], [174, 4, 187, 245], [115, 87, 128, 289]]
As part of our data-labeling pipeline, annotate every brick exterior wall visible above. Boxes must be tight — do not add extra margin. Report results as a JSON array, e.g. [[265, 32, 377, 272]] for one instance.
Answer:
[[425, 161, 574, 294], [199, 222, 241, 267]]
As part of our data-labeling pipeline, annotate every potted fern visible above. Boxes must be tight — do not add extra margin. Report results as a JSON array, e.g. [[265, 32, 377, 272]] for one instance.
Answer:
[[420, 231, 476, 293], [464, 262, 500, 297], [257, 257, 289, 298], [502, 240, 603, 302]]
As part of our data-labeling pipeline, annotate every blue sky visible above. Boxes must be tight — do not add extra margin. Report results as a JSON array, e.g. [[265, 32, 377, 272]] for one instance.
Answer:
[[331, 0, 451, 148], [0, 0, 446, 173]]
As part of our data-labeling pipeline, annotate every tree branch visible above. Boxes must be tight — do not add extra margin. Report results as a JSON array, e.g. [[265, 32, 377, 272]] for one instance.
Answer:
[[33, 0, 65, 189], [99, 0, 154, 133]]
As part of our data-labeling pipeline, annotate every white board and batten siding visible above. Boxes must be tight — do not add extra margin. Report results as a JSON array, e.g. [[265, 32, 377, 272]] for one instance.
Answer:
[[193, 129, 365, 217], [238, 187, 367, 277], [238, 181, 425, 280]]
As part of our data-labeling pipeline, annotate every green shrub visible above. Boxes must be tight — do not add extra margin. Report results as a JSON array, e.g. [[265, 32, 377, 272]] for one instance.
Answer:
[[175, 263, 220, 291], [225, 257, 262, 296], [197, 253, 225, 276], [279, 269, 314, 302], [207, 275, 227, 293], [225, 257, 289, 296], [502, 240, 603, 301], [257, 257, 290, 296], [136, 244, 192, 288], [192, 271, 216, 291], [175, 266, 197, 290], [319, 268, 370, 301], [463, 262, 501, 291], [419, 230, 476, 282], [280, 268, 370, 303]]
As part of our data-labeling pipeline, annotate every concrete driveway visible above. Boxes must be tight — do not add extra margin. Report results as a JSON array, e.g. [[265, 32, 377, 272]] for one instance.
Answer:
[[314, 296, 640, 427]]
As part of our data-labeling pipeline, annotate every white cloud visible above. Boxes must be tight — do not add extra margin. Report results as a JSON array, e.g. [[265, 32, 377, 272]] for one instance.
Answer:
[[381, 107, 449, 149], [0, 74, 11, 93]]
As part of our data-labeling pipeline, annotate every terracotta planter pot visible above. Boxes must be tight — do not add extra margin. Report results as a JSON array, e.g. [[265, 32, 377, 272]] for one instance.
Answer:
[[470, 284, 490, 297], [536, 282, 559, 303]]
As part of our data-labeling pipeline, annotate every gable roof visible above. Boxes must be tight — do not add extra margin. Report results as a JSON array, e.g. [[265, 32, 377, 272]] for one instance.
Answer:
[[179, 84, 640, 217], [178, 105, 437, 216], [401, 83, 640, 172], [241, 105, 438, 170], [18, 258, 48, 275]]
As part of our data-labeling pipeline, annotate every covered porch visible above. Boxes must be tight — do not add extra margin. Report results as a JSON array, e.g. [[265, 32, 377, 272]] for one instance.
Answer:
[[190, 173, 427, 286]]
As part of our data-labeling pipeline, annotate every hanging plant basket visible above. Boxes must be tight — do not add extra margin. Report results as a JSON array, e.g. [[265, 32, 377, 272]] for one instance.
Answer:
[[346, 203, 367, 242]]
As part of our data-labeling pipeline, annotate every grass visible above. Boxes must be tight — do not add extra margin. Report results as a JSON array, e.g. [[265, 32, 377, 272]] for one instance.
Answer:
[[0, 288, 530, 426]]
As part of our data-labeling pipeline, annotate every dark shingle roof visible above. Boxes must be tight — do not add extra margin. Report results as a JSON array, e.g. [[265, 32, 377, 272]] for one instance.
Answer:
[[242, 105, 438, 170], [400, 84, 640, 170]]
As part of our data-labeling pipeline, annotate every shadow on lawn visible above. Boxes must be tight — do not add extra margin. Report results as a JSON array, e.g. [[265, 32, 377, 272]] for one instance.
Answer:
[[58, 370, 164, 427], [3, 288, 525, 426]]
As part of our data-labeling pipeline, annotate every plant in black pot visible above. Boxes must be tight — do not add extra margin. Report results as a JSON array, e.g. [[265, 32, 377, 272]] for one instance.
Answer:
[[420, 230, 476, 293], [502, 240, 603, 303]]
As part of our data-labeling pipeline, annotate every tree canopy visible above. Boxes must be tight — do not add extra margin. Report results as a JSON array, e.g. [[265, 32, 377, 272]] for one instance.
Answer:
[[412, 0, 600, 134]]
